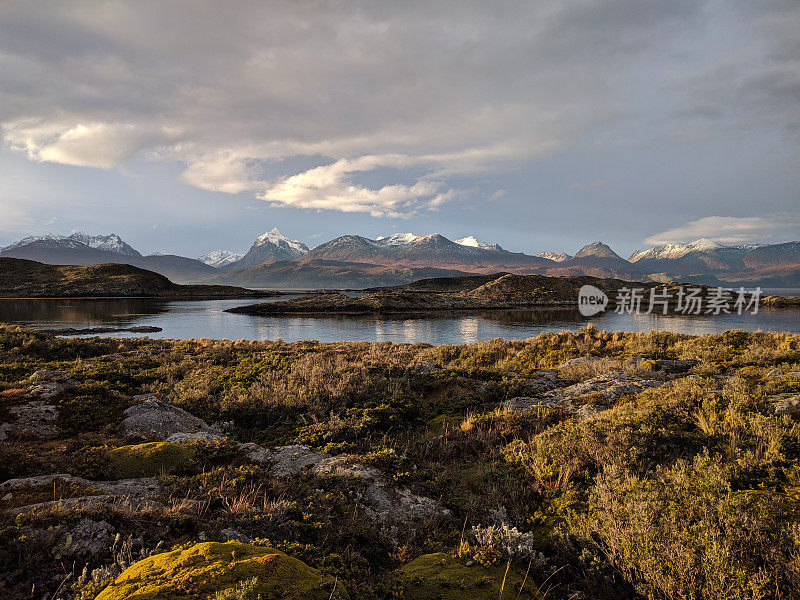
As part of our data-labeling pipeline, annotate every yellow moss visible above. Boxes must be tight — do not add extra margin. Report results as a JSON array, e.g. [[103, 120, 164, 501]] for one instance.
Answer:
[[396, 553, 540, 600], [107, 442, 195, 478], [96, 541, 349, 600]]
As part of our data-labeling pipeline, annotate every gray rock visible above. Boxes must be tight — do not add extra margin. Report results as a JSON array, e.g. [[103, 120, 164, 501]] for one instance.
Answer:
[[220, 528, 250, 542], [255, 444, 329, 475], [766, 368, 784, 379], [55, 518, 115, 558], [0, 400, 59, 440], [773, 396, 800, 416], [506, 372, 666, 415], [252, 444, 450, 523], [119, 396, 218, 440], [164, 431, 224, 443]]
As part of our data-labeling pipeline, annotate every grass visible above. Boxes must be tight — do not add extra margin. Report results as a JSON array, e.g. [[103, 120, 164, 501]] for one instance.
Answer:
[[0, 323, 799, 599]]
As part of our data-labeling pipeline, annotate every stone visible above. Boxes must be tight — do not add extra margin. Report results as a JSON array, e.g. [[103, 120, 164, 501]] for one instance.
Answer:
[[55, 518, 115, 558], [773, 395, 800, 417], [506, 372, 666, 416], [252, 444, 450, 523], [0, 400, 59, 440], [119, 396, 219, 440]]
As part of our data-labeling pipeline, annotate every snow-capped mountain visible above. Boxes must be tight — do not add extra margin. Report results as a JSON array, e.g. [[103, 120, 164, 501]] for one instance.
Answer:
[[454, 235, 503, 251], [225, 227, 310, 270], [199, 250, 245, 268], [629, 238, 724, 262], [535, 251, 571, 262], [69, 233, 141, 256], [375, 233, 422, 246], [1, 232, 140, 257]]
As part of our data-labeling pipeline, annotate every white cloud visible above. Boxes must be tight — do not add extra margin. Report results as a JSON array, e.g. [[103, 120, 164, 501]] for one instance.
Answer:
[[180, 152, 265, 194], [257, 155, 452, 217], [3, 120, 154, 169], [644, 215, 800, 245]]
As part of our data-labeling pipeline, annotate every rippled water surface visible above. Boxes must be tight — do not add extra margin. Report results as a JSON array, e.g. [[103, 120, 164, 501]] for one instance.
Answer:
[[1, 297, 798, 343]]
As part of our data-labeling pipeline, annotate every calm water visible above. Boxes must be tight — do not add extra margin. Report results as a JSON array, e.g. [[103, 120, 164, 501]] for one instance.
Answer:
[[0, 297, 799, 344]]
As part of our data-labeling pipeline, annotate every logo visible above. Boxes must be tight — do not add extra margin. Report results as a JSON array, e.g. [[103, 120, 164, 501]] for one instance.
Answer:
[[578, 285, 608, 316]]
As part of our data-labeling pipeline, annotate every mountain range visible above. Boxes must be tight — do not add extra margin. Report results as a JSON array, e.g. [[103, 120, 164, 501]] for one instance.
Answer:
[[2, 229, 799, 289]]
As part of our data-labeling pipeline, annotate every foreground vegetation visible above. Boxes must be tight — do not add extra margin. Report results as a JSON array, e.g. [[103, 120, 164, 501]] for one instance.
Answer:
[[1, 324, 799, 599]]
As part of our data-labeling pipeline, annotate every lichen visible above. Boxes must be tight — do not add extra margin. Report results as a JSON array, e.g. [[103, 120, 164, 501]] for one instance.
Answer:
[[95, 541, 349, 600], [395, 553, 540, 600], [107, 442, 195, 478]]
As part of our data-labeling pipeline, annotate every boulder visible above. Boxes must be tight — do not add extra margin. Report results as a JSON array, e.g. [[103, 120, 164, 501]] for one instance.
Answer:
[[94, 541, 350, 600], [506, 372, 665, 417], [251, 444, 450, 523], [55, 518, 115, 559], [0, 400, 59, 440], [119, 396, 219, 440]]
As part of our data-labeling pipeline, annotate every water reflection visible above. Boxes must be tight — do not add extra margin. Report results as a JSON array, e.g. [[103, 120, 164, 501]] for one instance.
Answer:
[[0, 298, 798, 343]]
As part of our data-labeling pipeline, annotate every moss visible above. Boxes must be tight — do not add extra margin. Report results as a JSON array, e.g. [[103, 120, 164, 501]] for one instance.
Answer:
[[95, 541, 349, 600], [395, 553, 540, 600], [107, 442, 195, 478]]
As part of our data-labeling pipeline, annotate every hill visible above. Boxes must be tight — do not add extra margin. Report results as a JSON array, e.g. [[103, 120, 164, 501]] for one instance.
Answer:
[[0, 258, 273, 298]]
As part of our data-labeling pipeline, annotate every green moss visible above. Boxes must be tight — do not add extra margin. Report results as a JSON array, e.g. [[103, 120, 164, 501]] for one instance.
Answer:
[[107, 442, 195, 478], [95, 541, 349, 600], [395, 553, 540, 600]]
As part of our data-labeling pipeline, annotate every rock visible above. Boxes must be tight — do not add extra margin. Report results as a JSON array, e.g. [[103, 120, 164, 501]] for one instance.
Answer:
[[55, 518, 115, 558], [254, 444, 450, 523], [773, 395, 800, 416], [559, 356, 605, 369], [506, 372, 666, 416], [766, 368, 784, 379], [0, 400, 59, 440], [119, 396, 219, 440], [1, 473, 162, 514], [220, 527, 250, 542], [94, 541, 350, 600], [26, 369, 76, 400], [255, 444, 329, 475], [164, 431, 223, 443], [413, 361, 442, 375]]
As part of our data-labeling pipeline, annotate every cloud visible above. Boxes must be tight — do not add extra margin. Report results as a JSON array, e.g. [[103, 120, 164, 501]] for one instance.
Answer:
[[3, 120, 155, 168], [179, 152, 265, 194], [644, 216, 800, 245], [0, 1, 797, 219], [257, 155, 453, 218]]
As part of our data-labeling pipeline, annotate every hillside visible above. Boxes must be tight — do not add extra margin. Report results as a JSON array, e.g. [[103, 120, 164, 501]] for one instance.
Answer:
[[0, 258, 273, 298], [208, 259, 475, 289]]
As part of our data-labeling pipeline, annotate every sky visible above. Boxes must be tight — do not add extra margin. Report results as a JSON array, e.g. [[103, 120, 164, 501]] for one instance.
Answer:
[[0, 0, 798, 259]]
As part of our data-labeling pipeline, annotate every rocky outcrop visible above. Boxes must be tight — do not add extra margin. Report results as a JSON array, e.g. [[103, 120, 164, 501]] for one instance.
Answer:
[[246, 444, 450, 523], [1, 473, 162, 515], [119, 395, 220, 440], [506, 372, 666, 418]]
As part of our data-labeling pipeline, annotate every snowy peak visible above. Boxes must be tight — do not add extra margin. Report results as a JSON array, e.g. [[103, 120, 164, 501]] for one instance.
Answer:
[[574, 241, 621, 259], [454, 235, 503, 252], [375, 232, 422, 246], [68, 232, 141, 256], [629, 238, 726, 262], [535, 251, 571, 262], [1, 232, 141, 256], [199, 250, 245, 268], [253, 227, 309, 256]]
